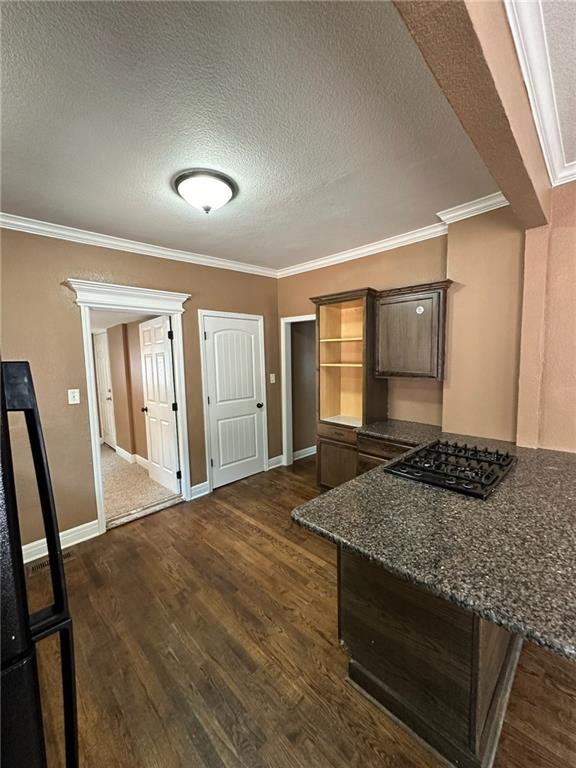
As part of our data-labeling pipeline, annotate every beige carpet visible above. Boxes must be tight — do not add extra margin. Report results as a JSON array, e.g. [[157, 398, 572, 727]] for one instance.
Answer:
[[101, 445, 177, 522]]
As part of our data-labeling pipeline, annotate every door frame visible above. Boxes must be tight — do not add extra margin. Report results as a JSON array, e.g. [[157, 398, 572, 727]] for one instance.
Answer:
[[92, 330, 116, 448], [280, 314, 316, 466], [198, 309, 269, 493], [67, 279, 192, 535]]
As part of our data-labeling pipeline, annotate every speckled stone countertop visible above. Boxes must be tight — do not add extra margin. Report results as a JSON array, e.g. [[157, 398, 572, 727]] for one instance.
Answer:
[[292, 428, 576, 660], [356, 418, 442, 445]]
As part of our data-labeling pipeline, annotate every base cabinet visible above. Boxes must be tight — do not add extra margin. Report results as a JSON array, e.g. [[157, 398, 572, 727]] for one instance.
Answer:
[[317, 438, 357, 489], [339, 549, 522, 768]]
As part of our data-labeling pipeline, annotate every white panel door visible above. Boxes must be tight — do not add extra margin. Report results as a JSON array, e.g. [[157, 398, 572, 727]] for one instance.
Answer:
[[139, 316, 180, 494], [203, 314, 266, 488], [93, 332, 116, 448]]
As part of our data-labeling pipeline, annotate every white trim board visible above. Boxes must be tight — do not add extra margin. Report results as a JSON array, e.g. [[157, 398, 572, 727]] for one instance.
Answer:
[[23, 519, 100, 564], [275, 223, 447, 278], [2, 191, 508, 280], [67, 280, 192, 536], [267, 456, 283, 470], [1, 213, 276, 277], [293, 446, 317, 461], [115, 446, 135, 463], [437, 193, 509, 224], [504, 0, 576, 186], [280, 314, 316, 466]]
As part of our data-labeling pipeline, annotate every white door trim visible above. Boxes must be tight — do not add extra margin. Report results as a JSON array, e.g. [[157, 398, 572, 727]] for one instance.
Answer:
[[67, 279, 192, 535], [198, 309, 269, 493], [280, 314, 316, 466]]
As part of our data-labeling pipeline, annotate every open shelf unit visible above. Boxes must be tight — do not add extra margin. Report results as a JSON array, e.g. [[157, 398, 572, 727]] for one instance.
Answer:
[[317, 297, 364, 425], [311, 288, 388, 489]]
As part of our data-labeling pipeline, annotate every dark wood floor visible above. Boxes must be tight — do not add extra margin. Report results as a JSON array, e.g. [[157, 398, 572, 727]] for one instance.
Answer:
[[27, 458, 576, 767]]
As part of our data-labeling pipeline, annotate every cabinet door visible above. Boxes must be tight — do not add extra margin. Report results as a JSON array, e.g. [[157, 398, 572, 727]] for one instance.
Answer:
[[376, 290, 443, 378], [317, 438, 357, 489]]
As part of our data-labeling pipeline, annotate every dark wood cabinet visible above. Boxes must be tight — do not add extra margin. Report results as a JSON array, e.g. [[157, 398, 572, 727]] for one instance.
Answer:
[[339, 548, 522, 768], [356, 435, 411, 475], [375, 280, 451, 379], [317, 438, 357, 489]]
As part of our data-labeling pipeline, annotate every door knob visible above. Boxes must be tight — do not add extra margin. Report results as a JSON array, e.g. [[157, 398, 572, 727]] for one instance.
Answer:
[[256, 402, 264, 409], [141, 406, 148, 413]]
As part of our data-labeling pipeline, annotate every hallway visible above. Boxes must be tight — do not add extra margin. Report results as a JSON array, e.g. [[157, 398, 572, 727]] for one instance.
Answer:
[[101, 445, 179, 523]]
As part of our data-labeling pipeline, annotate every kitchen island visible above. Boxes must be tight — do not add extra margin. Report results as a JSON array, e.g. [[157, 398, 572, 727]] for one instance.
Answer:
[[292, 423, 576, 768]]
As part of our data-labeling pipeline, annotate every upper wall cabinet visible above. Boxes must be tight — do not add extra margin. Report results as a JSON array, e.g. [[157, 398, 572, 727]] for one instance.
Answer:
[[375, 280, 452, 380]]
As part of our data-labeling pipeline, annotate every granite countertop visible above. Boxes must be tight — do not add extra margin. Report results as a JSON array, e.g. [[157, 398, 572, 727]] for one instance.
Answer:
[[292, 426, 576, 660], [356, 418, 442, 445]]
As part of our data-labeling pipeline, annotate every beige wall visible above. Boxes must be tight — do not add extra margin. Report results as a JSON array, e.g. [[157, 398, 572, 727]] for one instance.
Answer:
[[2, 204, 530, 543], [1, 229, 280, 543], [291, 321, 316, 452], [126, 321, 147, 459], [442, 207, 525, 441], [278, 237, 448, 426], [517, 182, 576, 452], [107, 324, 134, 454]]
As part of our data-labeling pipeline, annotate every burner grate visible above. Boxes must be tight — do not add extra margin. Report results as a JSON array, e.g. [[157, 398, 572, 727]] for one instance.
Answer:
[[384, 440, 517, 499]]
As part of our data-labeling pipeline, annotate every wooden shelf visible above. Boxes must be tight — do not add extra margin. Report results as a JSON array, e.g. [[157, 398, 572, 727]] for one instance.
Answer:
[[320, 363, 362, 368], [322, 415, 362, 427], [319, 337, 363, 343]]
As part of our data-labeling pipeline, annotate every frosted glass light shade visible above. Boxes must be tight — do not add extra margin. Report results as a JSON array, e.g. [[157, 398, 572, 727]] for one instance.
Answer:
[[175, 170, 237, 214]]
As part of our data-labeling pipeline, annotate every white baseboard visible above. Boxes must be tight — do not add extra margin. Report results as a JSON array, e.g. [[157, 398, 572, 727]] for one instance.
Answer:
[[22, 519, 101, 564], [267, 455, 283, 470], [293, 445, 317, 461], [115, 446, 135, 463], [191, 480, 210, 499], [135, 454, 149, 470]]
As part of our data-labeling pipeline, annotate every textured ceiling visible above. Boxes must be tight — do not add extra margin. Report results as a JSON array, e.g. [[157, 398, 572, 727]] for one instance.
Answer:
[[1, 1, 498, 268], [541, 1, 576, 164], [90, 309, 152, 332]]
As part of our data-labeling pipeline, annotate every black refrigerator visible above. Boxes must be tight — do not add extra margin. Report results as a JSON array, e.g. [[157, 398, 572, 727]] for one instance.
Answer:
[[1, 361, 79, 767]]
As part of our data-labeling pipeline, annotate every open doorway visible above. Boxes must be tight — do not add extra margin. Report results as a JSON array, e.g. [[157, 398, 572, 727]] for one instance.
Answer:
[[280, 314, 316, 465], [91, 310, 181, 527], [66, 279, 192, 535]]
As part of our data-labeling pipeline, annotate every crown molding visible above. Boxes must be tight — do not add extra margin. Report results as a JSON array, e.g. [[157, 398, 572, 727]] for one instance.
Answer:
[[2, 192, 510, 282], [504, 0, 576, 187], [0, 212, 277, 278], [275, 222, 448, 278], [436, 192, 509, 224]]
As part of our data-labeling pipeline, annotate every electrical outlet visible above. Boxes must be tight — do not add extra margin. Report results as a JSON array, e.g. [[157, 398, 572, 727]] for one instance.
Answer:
[[67, 389, 80, 405], [269, 373, 276, 384]]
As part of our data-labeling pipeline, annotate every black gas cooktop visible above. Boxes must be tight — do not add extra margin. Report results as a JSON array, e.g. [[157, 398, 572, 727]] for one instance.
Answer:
[[384, 440, 517, 499]]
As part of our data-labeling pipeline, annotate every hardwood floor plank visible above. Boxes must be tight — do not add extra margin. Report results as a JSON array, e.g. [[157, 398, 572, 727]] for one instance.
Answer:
[[26, 458, 576, 767]]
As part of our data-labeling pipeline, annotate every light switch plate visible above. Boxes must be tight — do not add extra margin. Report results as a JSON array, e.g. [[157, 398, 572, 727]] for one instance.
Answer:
[[269, 373, 276, 384], [68, 388, 80, 405]]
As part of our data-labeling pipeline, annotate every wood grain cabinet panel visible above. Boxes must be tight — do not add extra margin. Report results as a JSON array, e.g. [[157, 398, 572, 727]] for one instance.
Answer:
[[375, 280, 451, 380], [317, 438, 357, 489], [338, 548, 522, 768]]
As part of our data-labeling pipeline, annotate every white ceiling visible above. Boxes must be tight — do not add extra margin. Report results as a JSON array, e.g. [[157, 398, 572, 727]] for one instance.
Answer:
[[505, 0, 576, 186], [1, 1, 499, 269], [541, 1, 576, 165], [90, 309, 153, 332]]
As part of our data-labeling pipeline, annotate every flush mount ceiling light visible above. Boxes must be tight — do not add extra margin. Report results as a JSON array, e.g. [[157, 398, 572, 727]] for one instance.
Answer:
[[173, 169, 238, 214]]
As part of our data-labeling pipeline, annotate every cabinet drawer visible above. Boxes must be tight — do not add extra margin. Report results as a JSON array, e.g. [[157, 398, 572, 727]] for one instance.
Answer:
[[317, 438, 357, 489], [357, 453, 386, 476], [317, 422, 357, 445], [356, 435, 411, 460]]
